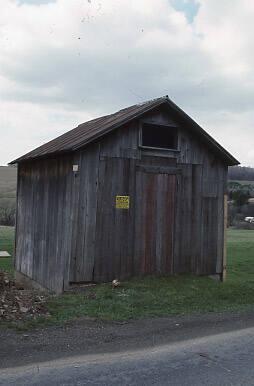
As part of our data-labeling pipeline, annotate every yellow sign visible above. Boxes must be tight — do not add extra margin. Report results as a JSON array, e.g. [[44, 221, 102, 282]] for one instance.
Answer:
[[115, 195, 130, 209]]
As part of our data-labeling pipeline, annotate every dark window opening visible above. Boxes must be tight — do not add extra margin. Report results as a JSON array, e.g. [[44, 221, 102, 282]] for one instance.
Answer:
[[141, 123, 178, 150]]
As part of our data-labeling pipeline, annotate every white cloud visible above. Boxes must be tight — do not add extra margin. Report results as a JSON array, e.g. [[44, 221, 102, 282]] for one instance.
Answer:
[[0, 100, 91, 164], [196, 1, 254, 72], [0, 0, 253, 165]]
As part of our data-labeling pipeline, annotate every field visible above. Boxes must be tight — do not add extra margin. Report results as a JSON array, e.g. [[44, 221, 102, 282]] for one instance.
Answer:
[[0, 226, 15, 255], [0, 166, 17, 204], [0, 226, 14, 274], [0, 226, 254, 327], [0, 166, 17, 227]]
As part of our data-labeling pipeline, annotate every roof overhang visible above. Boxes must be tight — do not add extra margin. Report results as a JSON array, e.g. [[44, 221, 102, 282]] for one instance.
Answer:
[[9, 96, 240, 166]]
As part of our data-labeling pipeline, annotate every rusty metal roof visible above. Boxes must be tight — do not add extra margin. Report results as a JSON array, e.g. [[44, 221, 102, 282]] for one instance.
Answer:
[[10, 96, 239, 165]]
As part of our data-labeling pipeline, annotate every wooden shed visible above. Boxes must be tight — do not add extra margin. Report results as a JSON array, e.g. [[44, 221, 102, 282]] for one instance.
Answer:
[[10, 96, 239, 293]]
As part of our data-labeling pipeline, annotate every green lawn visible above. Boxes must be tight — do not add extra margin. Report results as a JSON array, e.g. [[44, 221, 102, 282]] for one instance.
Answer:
[[47, 229, 254, 324], [0, 227, 254, 326], [0, 166, 17, 212], [0, 226, 14, 274]]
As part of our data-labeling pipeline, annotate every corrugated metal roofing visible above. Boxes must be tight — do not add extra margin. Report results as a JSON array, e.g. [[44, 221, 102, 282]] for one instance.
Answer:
[[10, 96, 239, 165]]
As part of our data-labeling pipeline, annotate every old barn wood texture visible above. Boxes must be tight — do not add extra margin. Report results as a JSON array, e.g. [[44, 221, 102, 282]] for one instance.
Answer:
[[10, 96, 239, 293]]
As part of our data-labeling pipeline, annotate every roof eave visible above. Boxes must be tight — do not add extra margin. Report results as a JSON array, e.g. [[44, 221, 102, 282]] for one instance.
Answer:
[[163, 99, 240, 166], [9, 98, 167, 164], [9, 96, 240, 166]]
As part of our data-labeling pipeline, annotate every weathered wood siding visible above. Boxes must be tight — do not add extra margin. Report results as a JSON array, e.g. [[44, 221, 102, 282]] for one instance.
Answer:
[[139, 108, 227, 276], [16, 155, 74, 293], [134, 171, 176, 276], [15, 106, 228, 292], [69, 144, 100, 283], [93, 157, 136, 282]]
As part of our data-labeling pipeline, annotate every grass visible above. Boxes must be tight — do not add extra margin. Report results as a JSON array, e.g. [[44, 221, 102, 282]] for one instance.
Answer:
[[0, 226, 14, 274], [0, 166, 17, 229], [0, 166, 17, 194], [0, 166, 17, 207], [39, 229, 254, 325], [0, 227, 254, 328]]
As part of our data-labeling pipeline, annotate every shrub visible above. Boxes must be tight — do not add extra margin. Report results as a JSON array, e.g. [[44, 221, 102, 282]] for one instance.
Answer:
[[0, 205, 16, 226]]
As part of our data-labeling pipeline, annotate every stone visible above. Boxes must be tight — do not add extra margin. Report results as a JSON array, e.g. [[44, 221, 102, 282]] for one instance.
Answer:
[[0, 251, 11, 258]]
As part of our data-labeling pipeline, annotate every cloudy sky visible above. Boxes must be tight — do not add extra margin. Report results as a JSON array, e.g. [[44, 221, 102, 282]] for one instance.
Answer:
[[0, 0, 253, 166]]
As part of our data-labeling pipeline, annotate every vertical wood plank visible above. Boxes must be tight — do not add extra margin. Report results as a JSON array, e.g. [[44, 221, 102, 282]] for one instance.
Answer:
[[134, 171, 175, 277], [222, 193, 228, 281], [94, 157, 136, 282]]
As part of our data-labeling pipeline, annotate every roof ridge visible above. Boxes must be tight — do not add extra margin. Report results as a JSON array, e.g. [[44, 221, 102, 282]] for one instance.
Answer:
[[9, 95, 239, 165], [75, 96, 167, 127]]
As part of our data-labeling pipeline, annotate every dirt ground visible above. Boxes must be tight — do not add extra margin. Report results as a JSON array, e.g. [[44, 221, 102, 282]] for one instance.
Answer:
[[0, 271, 49, 321], [1, 309, 254, 370]]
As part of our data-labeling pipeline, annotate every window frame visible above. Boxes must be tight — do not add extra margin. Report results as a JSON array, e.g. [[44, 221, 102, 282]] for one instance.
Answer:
[[139, 121, 179, 152]]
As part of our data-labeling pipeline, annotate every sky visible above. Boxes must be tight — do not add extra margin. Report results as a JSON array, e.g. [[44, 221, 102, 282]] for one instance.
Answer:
[[0, 0, 254, 166]]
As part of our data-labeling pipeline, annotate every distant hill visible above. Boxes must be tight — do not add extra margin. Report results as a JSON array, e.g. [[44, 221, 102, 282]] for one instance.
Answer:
[[0, 166, 17, 226], [228, 166, 254, 181], [229, 180, 254, 187], [0, 166, 17, 204]]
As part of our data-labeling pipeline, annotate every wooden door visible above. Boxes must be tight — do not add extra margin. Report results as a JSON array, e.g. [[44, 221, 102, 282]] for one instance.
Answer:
[[134, 171, 176, 275]]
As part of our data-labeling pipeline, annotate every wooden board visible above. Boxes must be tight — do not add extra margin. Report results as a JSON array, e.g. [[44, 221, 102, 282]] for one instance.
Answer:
[[69, 145, 100, 283], [134, 171, 176, 275], [222, 194, 228, 281], [14, 108, 229, 292], [93, 157, 136, 282], [15, 156, 74, 293], [201, 197, 219, 274], [173, 164, 193, 273]]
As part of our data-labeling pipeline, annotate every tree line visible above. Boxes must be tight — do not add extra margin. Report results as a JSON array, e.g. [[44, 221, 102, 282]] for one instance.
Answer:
[[228, 165, 254, 181]]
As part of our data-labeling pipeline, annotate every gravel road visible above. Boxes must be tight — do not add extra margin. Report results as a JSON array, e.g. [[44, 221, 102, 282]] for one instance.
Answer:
[[1, 309, 254, 370], [1, 323, 254, 385]]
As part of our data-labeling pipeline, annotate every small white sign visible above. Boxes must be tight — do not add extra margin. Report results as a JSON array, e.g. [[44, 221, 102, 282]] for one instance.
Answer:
[[73, 164, 79, 172]]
